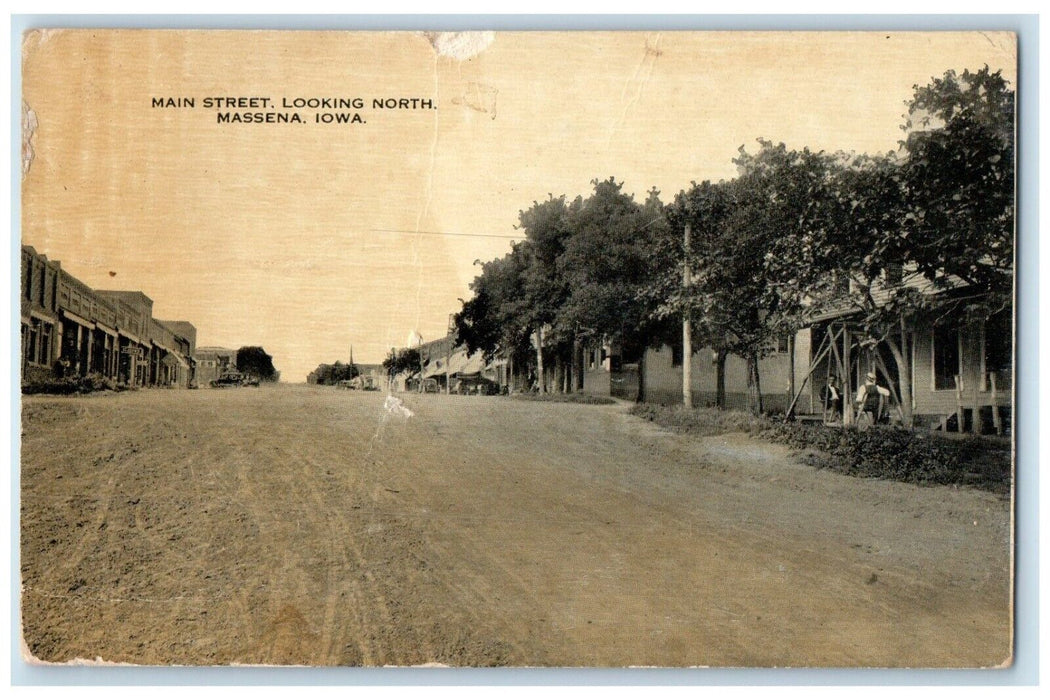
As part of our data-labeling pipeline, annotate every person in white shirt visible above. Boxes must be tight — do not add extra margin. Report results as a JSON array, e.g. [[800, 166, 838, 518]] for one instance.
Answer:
[[854, 370, 891, 426]]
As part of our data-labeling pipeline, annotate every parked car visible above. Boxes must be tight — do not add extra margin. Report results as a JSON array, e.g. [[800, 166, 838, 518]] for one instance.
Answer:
[[337, 376, 378, 390], [452, 376, 500, 395], [210, 371, 258, 388]]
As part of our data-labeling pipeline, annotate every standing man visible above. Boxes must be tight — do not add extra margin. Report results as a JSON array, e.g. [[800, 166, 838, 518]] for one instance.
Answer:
[[854, 370, 891, 427], [821, 374, 842, 423]]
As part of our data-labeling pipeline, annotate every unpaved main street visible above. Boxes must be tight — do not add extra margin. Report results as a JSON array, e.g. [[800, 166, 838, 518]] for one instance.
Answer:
[[20, 385, 1012, 667]]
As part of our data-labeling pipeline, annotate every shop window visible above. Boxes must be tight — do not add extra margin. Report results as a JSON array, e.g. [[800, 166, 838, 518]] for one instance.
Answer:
[[932, 324, 961, 391], [27, 321, 39, 365], [39, 322, 52, 365]]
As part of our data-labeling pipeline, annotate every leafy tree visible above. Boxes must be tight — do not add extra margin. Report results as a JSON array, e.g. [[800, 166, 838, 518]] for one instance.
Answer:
[[382, 347, 422, 379], [663, 143, 829, 414], [765, 149, 919, 423], [649, 179, 732, 406], [899, 66, 1014, 310], [519, 195, 578, 393], [235, 346, 278, 382], [454, 244, 532, 361], [456, 182, 667, 395], [558, 178, 661, 371]]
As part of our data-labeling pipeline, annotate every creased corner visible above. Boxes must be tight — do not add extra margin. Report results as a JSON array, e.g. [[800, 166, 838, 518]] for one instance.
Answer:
[[22, 28, 63, 55]]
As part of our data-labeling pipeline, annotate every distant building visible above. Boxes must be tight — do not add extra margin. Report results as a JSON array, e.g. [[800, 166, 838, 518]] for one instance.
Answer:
[[158, 320, 197, 356], [391, 333, 507, 394], [194, 346, 238, 387], [354, 363, 386, 390]]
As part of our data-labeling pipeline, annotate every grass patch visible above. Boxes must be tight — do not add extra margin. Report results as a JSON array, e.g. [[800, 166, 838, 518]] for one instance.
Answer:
[[511, 392, 617, 405], [629, 403, 771, 436]]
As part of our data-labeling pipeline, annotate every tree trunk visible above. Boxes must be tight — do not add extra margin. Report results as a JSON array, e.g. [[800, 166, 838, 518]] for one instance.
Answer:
[[885, 320, 914, 428], [576, 341, 585, 391], [746, 353, 764, 415], [564, 350, 572, 393], [554, 355, 565, 394], [682, 315, 693, 408], [535, 328, 545, 394], [575, 340, 583, 394], [841, 327, 853, 428], [715, 349, 727, 409], [566, 342, 574, 393]]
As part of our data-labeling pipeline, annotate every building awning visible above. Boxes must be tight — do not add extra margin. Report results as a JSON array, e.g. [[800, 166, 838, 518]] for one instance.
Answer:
[[28, 307, 60, 325], [152, 341, 176, 355], [160, 352, 189, 369], [59, 308, 94, 328], [446, 349, 486, 377], [95, 320, 118, 337], [118, 329, 144, 345]]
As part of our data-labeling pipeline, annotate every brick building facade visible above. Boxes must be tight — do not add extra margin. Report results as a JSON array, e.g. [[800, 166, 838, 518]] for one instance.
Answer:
[[20, 245, 197, 389]]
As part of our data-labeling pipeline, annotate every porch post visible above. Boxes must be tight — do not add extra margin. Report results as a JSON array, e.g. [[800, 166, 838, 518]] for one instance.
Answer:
[[842, 325, 853, 427], [85, 328, 94, 374]]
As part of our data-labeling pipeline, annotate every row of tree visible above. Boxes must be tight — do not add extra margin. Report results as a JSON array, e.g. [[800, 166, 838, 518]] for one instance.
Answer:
[[306, 360, 360, 385], [452, 67, 1014, 420]]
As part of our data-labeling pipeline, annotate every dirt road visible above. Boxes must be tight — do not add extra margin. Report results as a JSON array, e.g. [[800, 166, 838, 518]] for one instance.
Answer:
[[20, 385, 1012, 667]]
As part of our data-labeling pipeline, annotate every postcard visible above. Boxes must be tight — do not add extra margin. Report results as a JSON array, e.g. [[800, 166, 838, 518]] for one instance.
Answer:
[[19, 29, 1016, 667]]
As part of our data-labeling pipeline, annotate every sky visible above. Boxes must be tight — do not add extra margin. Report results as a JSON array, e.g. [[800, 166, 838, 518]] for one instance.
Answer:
[[20, 30, 1016, 382]]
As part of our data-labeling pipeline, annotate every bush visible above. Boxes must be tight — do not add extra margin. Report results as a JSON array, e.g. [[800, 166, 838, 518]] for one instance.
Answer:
[[22, 373, 129, 395], [760, 422, 1011, 494], [22, 377, 79, 395]]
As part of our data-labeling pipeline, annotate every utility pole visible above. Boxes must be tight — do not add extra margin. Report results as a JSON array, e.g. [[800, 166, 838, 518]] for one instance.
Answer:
[[682, 222, 693, 408], [446, 314, 453, 395]]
